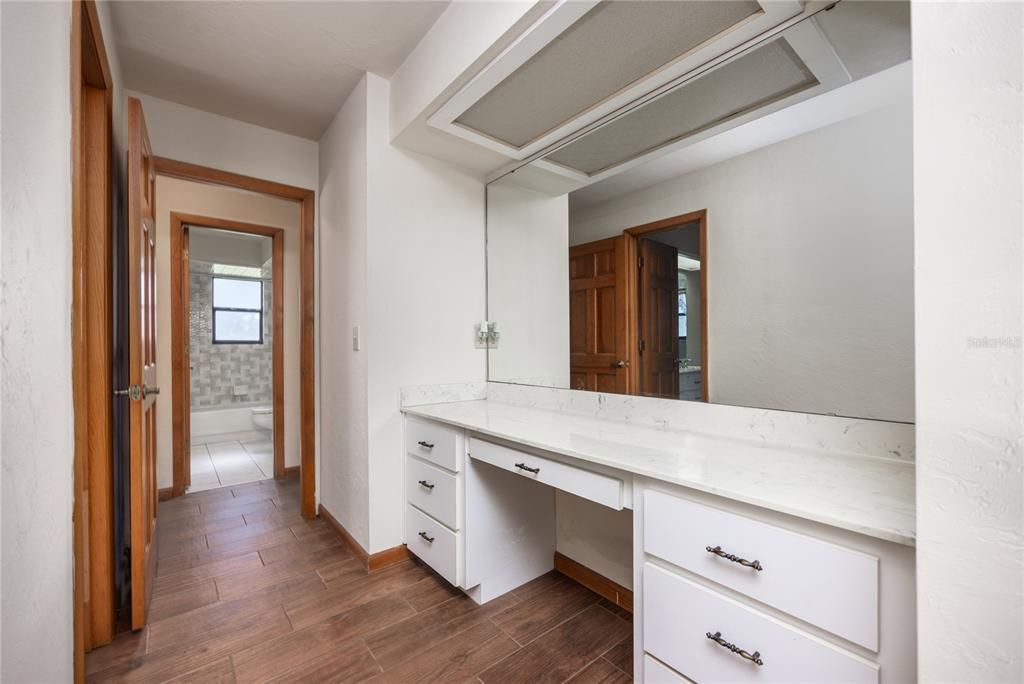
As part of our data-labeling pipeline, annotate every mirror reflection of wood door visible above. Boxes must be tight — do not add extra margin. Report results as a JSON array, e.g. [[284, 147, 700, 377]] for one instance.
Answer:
[[126, 97, 159, 630], [638, 239, 680, 399], [569, 236, 631, 393]]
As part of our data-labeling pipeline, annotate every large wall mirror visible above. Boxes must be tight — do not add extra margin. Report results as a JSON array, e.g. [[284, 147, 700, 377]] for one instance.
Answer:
[[485, 0, 913, 422]]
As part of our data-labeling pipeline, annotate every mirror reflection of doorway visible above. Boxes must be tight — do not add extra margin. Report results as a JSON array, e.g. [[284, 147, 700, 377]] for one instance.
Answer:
[[637, 220, 704, 401], [567, 211, 707, 401]]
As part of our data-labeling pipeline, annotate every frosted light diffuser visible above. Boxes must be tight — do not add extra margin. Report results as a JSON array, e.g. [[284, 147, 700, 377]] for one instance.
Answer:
[[455, 0, 761, 149], [544, 37, 818, 175]]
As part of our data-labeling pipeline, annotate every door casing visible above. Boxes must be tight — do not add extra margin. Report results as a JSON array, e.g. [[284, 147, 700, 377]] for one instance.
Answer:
[[624, 209, 709, 402], [154, 157, 317, 519], [71, 0, 115, 678]]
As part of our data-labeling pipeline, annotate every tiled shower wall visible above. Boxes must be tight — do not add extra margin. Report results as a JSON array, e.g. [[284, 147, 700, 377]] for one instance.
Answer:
[[190, 272, 273, 407]]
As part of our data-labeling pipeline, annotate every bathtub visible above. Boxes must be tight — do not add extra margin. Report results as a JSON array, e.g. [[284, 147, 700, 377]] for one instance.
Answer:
[[191, 403, 272, 440]]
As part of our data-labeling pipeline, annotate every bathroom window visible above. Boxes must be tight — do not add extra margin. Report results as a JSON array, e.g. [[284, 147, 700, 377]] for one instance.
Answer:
[[212, 277, 263, 344]]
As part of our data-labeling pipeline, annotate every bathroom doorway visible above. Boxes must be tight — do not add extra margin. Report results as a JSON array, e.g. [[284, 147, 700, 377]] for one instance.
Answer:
[[170, 214, 285, 493]]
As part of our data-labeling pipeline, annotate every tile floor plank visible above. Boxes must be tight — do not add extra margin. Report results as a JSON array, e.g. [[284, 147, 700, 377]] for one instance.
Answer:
[[491, 576, 602, 645], [231, 593, 415, 683], [366, 621, 520, 684], [364, 593, 520, 671], [566, 658, 632, 684], [478, 604, 631, 684]]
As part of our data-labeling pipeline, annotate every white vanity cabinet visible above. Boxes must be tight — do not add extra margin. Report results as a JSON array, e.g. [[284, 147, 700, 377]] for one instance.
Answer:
[[401, 409, 916, 683], [403, 416, 465, 586], [635, 483, 916, 683]]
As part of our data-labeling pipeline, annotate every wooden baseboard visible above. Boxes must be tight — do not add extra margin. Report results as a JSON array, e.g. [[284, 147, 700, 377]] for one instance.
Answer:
[[554, 551, 633, 614], [318, 503, 411, 572], [158, 487, 174, 502], [281, 466, 300, 479]]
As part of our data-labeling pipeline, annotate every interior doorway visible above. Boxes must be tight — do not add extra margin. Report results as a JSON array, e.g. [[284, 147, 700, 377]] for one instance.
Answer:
[[171, 215, 285, 493], [174, 218, 285, 492]]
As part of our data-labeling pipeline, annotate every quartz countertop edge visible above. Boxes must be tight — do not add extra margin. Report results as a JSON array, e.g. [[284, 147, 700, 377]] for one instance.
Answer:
[[403, 400, 915, 547]]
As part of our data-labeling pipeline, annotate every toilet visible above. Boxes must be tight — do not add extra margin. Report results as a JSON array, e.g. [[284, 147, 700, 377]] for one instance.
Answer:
[[250, 406, 273, 431]]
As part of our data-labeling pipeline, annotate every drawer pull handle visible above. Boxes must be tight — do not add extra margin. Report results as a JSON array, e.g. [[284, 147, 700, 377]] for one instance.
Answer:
[[417, 441, 435, 450], [418, 531, 435, 544], [706, 631, 764, 666], [417, 480, 435, 490], [514, 462, 540, 474], [706, 545, 763, 571]]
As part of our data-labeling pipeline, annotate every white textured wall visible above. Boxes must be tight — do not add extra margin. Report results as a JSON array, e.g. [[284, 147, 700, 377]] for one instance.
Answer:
[[318, 77, 371, 550], [0, 2, 75, 680], [571, 103, 915, 422], [487, 181, 570, 386], [365, 73, 487, 553], [153, 177, 302, 487], [913, 2, 1024, 680], [126, 90, 318, 190]]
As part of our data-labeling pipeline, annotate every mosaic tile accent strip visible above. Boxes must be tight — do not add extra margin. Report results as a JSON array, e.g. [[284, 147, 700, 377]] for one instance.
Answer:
[[190, 272, 273, 408]]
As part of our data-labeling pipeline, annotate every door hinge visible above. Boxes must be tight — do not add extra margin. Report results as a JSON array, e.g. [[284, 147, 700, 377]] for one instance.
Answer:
[[639, 339, 646, 353], [114, 384, 143, 401], [638, 255, 645, 269]]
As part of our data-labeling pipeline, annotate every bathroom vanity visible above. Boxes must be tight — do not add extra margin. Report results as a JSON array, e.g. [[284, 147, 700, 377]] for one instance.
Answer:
[[401, 2, 917, 681], [400, 385, 915, 683]]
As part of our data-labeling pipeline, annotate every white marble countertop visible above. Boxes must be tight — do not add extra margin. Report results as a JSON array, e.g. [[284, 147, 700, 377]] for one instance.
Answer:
[[403, 399, 915, 546]]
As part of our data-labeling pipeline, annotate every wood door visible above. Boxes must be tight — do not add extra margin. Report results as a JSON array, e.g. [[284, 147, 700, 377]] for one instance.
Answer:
[[126, 97, 159, 630], [569, 237, 631, 393], [638, 238, 679, 399]]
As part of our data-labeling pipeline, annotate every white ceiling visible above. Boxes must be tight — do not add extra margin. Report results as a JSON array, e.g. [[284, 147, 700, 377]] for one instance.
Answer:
[[110, 1, 449, 140]]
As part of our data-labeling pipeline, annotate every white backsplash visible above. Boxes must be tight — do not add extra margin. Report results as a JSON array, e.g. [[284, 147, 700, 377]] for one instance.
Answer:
[[400, 382, 487, 408], [484, 382, 914, 463]]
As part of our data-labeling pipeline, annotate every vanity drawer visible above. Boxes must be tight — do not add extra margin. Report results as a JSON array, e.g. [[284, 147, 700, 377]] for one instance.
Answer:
[[644, 489, 878, 650], [469, 438, 623, 510], [407, 455, 459, 530], [643, 564, 878, 683], [406, 416, 461, 472], [405, 504, 460, 586]]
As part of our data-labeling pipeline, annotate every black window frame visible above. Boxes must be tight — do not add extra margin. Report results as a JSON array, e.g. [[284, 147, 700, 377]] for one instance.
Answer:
[[211, 276, 264, 345]]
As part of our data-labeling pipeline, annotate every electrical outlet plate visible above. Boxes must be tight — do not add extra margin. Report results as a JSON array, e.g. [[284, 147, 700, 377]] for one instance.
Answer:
[[475, 322, 499, 349]]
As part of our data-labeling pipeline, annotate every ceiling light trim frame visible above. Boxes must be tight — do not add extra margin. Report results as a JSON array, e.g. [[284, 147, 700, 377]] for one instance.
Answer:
[[431, 0, 808, 162], [507, 10, 851, 193]]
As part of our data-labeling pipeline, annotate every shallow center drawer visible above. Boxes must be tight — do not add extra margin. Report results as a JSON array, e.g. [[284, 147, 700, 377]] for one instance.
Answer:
[[643, 563, 878, 683], [407, 455, 459, 531], [406, 416, 462, 472], [469, 438, 623, 510], [643, 489, 879, 650]]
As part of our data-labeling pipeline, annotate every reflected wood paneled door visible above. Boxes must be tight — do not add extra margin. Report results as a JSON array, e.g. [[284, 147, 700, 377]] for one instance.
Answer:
[[126, 97, 159, 630], [569, 236, 630, 394], [638, 238, 679, 399]]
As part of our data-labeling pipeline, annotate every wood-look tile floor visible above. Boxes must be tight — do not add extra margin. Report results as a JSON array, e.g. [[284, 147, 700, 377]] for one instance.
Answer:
[[86, 479, 634, 683]]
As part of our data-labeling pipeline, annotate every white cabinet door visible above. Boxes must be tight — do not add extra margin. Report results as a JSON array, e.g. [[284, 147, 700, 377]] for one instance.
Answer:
[[644, 489, 879, 650]]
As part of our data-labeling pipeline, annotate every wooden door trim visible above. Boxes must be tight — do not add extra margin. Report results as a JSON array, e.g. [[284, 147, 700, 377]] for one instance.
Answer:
[[71, 0, 114, 677], [154, 158, 317, 518], [624, 210, 708, 401], [170, 213, 286, 496]]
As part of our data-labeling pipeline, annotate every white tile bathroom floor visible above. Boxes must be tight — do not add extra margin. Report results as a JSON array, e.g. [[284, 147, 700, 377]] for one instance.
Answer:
[[189, 433, 274, 492]]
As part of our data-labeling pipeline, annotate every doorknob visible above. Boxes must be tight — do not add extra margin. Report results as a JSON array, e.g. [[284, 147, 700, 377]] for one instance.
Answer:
[[611, 360, 630, 368]]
